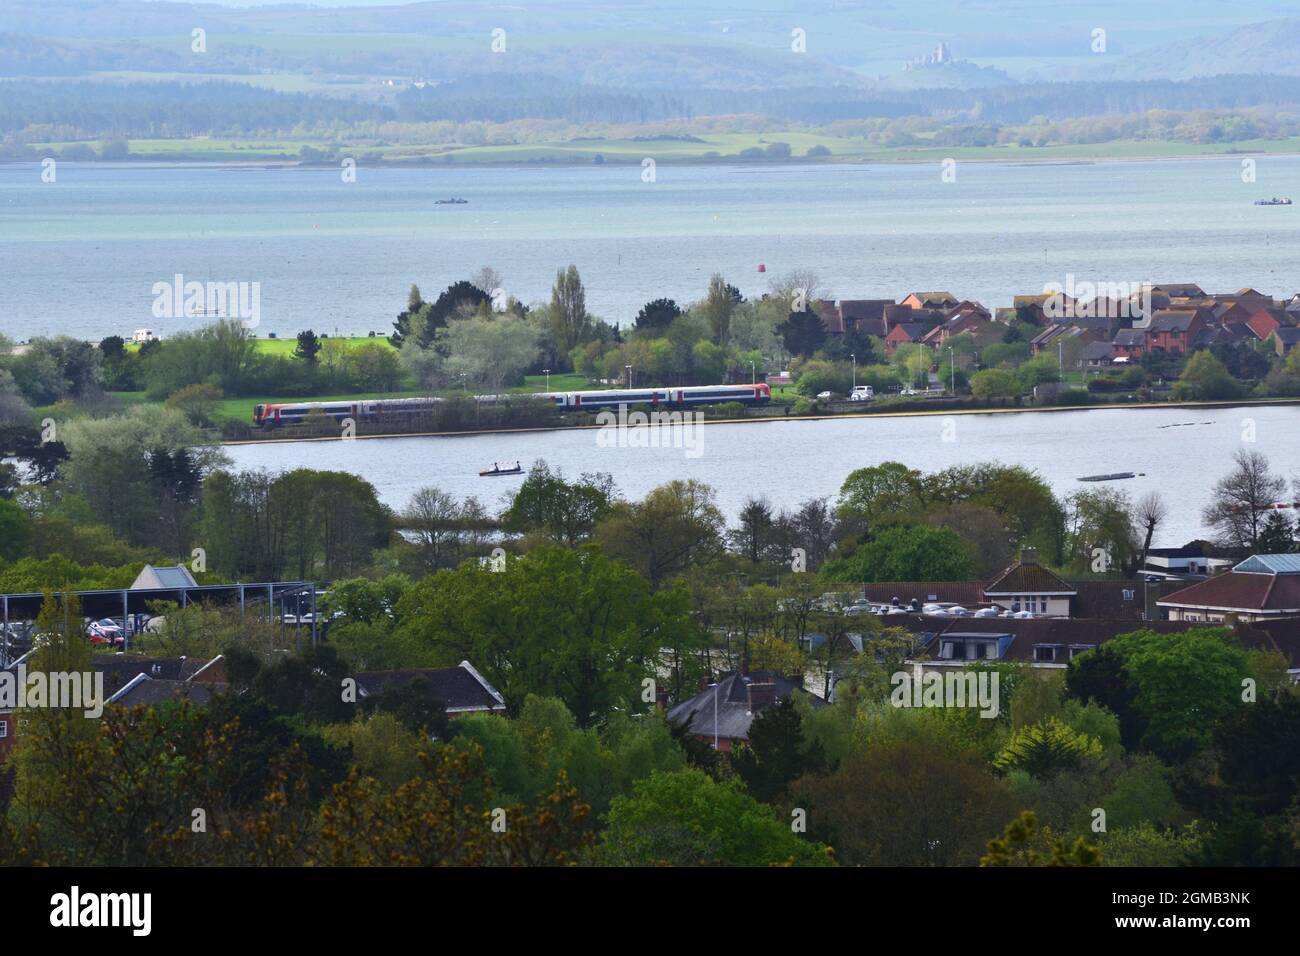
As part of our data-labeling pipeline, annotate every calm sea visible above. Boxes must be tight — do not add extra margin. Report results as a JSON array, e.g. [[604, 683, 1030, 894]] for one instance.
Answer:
[[4, 157, 1300, 340]]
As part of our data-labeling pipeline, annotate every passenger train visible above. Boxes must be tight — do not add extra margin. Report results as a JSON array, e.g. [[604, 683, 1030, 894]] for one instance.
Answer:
[[253, 383, 772, 428]]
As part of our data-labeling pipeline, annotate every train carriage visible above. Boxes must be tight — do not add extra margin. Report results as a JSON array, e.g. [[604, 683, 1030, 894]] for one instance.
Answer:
[[253, 383, 770, 428]]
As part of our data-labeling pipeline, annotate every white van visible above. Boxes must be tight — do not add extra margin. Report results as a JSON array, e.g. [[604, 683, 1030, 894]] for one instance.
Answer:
[[849, 385, 874, 401]]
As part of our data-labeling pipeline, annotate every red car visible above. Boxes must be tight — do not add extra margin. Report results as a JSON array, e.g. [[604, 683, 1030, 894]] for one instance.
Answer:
[[86, 619, 125, 646]]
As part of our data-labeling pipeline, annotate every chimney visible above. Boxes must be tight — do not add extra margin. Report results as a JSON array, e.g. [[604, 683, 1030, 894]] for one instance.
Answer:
[[1020, 547, 1040, 566], [746, 679, 778, 711]]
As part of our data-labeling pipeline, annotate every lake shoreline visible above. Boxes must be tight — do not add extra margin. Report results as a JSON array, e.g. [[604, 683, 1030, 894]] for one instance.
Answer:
[[220, 396, 1300, 447], [7, 148, 1299, 172]]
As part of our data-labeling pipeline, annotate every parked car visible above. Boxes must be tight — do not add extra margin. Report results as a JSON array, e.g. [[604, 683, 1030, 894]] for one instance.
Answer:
[[86, 618, 125, 646], [849, 385, 874, 402], [816, 390, 834, 400]]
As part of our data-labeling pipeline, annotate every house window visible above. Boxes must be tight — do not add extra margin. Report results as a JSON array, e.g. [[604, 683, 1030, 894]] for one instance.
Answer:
[[0, 721, 7, 738], [939, 642, 957, 660], [1122, 589, 1135, 601], [1069, 644, 1097, 660], [1033, 645, 1058, 663]]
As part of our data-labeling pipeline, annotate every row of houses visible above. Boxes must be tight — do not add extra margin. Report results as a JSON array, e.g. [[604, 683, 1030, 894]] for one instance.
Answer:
[[670, 548, 1300, 750], [815, 285, 1300, 362]]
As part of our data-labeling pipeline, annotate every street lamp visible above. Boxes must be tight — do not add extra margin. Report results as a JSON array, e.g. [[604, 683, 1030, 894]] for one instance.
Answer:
[[750, 360, 756, 384], [624, 365, 633, 388], [947, 346, 955, 394], [711, 679, 720, 751], [851, 353, 856, 389], [542, 368, 551, 391]]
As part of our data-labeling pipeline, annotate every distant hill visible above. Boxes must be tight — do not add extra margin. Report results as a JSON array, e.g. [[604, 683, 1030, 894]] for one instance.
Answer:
[[1108, 17, 1300, 81]]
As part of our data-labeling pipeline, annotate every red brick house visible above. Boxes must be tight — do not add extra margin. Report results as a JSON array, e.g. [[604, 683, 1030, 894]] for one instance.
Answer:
[[1145, 309, 1209, 355], [884, 322, 928, 353]]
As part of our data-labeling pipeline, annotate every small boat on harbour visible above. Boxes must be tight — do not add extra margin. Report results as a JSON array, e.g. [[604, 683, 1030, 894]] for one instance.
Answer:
[[1078, 472, 1142, 482], [480, 461, 523, 477], [1254, 197, 1292, 206], [436, 197, 469, 205]]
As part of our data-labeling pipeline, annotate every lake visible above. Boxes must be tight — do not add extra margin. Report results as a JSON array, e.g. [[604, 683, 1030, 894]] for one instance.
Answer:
[[223, 403, 1300, 546], [4, 156, 1300, 340]]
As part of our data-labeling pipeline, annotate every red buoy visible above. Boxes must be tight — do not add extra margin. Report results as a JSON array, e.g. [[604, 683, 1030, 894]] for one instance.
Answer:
[[757, 263, 766, 272]]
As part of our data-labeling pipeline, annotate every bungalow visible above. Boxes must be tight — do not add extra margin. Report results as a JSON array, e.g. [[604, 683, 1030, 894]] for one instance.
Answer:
[[667, 671, 825, 751], [1157, 554, 1300, 623], [1079, 340, 1115, 368]]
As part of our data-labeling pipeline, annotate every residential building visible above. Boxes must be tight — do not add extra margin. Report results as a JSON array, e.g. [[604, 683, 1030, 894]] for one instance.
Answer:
[[354, 660, 507, 716], [1158, 554, 1300, 623], [666, 671, 824, 751]]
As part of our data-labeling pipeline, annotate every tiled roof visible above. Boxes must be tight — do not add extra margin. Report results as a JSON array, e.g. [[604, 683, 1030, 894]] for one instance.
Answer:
[[1149, 310, 1199, 331], [93, 656, 210, 695], [109, 675, 226, 707], [1158, 571, 1300, 614], [1152, 283, 1205, 297], [355, 661, 506, 713], [1113, 329, 1145, 345], [985, 562, 1076, 595]]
